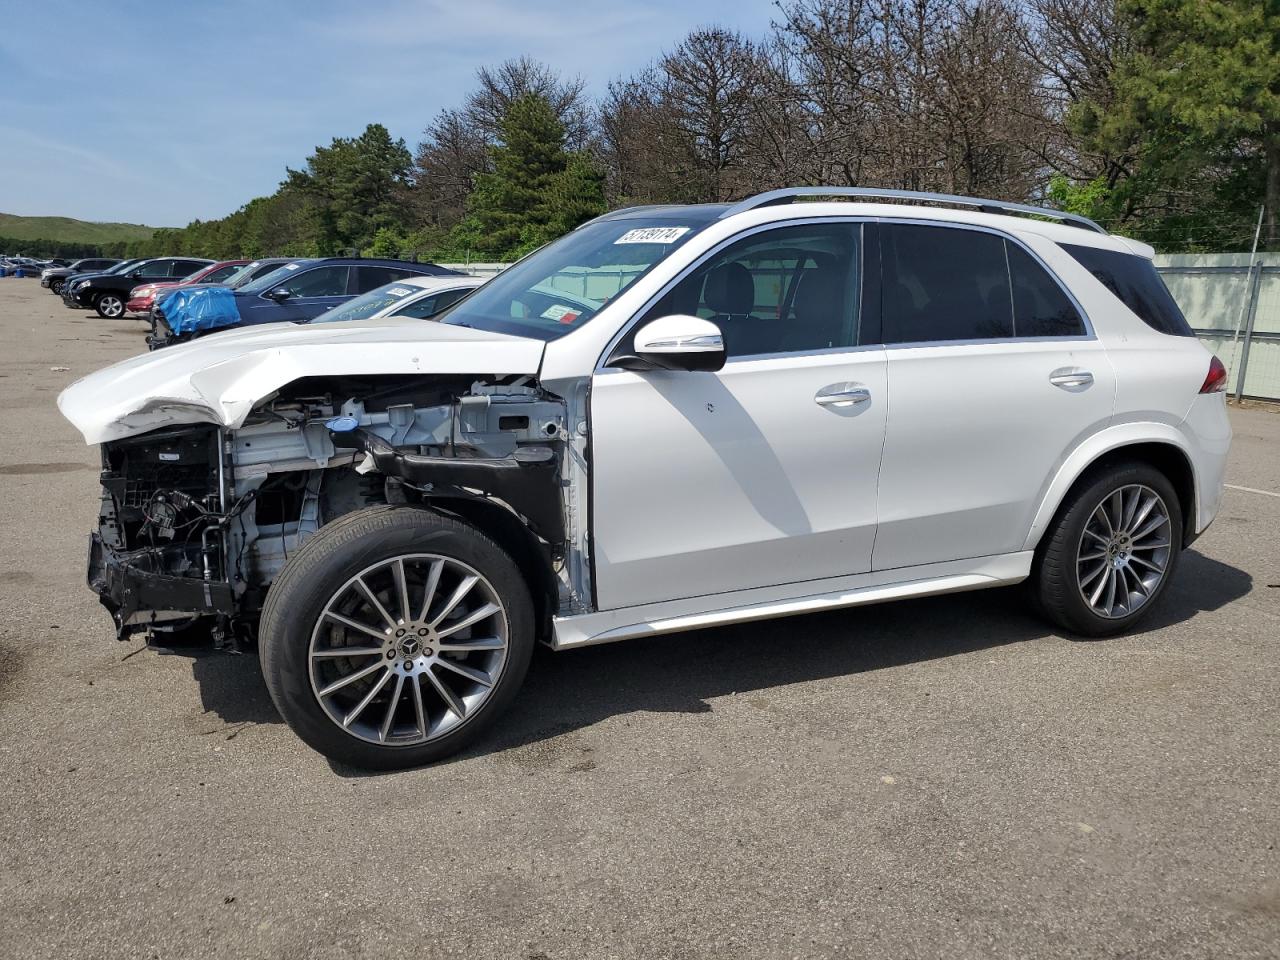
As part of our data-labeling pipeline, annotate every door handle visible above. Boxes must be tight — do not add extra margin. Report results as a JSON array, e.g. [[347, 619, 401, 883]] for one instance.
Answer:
[[1049, 368, 1094, 389], [814, 382, 871, 408]]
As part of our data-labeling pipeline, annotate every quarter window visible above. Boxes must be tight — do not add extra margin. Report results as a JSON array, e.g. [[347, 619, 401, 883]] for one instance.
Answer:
[[638, 223, 861, 359], [1060, 243, 1192, 336]]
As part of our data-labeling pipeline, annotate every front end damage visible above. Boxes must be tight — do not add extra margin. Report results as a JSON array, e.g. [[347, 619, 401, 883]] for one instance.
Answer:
[[88, 375, 586, 643]]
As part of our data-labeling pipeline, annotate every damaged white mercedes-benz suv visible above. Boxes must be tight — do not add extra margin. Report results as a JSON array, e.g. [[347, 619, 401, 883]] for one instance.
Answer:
[[58, 188, 1231, 769]]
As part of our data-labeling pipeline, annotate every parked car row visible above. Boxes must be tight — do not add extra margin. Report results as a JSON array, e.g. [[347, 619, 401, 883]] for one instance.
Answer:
[[27, 248, 481, 345], [40, 257, 123, 294], [61, 256, 215, 317], [2, 255, 71, 276], [144, 256, 473, 347]]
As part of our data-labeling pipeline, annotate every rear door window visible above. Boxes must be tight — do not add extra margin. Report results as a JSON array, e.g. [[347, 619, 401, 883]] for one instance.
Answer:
[[1060, 243, 1193, 336], [172, 260, 207, 277], [281, 266, 351, 298], [880, 225, 1087, 343], [202, 264, 242, 284], [135, 261, 173, 280], [1007, 244, 1086, 337], [356, 266, 417, 293], [881, 224, 1012, 343]]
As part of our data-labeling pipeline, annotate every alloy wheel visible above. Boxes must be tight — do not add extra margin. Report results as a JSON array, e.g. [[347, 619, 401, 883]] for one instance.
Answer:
[[308, 553, 509, 746], [99, 295, 123, 318], [1075, 483, 1172, 619]]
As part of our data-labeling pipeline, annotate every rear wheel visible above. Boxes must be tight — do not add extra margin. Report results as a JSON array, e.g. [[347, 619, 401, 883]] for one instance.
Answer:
[[259, 506, 534, 769], [95, 293, 125, 319], [1035, 462, 1182, 637]]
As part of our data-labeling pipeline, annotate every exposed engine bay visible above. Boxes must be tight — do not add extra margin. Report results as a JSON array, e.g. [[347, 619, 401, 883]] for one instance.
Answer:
[[89, 374, 588, 644]]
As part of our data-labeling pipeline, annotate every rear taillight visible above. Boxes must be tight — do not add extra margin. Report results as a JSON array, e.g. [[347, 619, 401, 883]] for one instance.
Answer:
[[1200, 355, 1228, 394]]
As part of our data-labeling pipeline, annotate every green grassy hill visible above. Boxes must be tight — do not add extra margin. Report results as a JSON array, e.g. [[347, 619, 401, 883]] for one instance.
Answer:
[[0, 213, 157, 245]]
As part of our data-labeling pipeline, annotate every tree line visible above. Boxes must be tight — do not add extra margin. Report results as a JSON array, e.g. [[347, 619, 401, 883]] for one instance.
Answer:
[[97, 0, 1280, 262]]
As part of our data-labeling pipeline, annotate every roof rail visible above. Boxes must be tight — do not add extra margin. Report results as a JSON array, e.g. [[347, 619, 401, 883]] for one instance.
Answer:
[[721, 187, 1106, 234]]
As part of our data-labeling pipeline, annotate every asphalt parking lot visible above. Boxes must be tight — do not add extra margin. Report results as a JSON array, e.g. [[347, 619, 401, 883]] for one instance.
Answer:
[[0, 277, 1276, 960]]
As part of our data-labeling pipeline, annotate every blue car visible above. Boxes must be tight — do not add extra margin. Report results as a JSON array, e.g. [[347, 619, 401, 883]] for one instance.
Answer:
[[150, 257, 462, 347]]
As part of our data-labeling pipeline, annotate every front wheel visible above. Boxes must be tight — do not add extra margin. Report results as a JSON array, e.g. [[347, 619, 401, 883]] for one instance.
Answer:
[[95, 293, 125, 318], [50, 279, 64, 295], [259, 506, 535, 769], [1034, 462, 1182, 637]]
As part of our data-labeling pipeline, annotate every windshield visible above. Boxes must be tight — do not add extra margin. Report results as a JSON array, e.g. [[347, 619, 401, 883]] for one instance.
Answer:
[[309, 280, 423, 324], [225, 261, 275, 288], [435, 216, 711, 340], [239, 259, 318, 294], [221, 263, 257, 288]]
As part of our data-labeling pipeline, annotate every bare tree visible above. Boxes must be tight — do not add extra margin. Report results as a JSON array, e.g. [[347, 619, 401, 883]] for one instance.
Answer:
[[736, 36, 816, 189], [1019, 0, 1134, 189], [598, 28, 782, 203], [597, 71, 671, 203], [773, 0, 880, 185], [658, 28, 765, 200], [772, 0, 1054, 199], [411, 108, 489, 228], [930, 0, 1055, 198]]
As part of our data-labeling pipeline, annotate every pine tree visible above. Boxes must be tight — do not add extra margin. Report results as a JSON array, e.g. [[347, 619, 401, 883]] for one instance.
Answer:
[[1072, 0, 1280, 249], [463, 93, 605, 258]]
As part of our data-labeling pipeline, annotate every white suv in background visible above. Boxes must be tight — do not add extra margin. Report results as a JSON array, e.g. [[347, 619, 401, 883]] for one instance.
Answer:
[[59, 187, 1231, 769]]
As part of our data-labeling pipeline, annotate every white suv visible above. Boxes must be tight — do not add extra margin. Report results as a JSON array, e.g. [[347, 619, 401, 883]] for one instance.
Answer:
[[59, 188, 1232, 769]]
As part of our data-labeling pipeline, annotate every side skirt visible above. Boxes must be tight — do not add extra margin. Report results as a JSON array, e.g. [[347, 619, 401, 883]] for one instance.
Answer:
[[550, 551, 1033, 650]]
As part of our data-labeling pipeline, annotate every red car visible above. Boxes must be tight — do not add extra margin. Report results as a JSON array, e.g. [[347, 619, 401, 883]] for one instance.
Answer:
[[126, 260, 249, 315]]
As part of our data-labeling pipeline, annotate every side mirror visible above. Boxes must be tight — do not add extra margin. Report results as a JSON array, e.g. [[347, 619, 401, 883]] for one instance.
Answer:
[[265, 287, 293, 302], [624, 314, 726, 372]]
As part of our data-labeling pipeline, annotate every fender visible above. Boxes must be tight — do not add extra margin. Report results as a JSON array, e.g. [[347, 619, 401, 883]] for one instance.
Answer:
[[1021, 421, 1197, 552]]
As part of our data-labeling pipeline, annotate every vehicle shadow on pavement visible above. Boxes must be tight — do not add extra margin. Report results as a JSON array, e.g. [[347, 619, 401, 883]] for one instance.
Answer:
[[476, 550, 1252, 761], [176, 549, 1250, 773]]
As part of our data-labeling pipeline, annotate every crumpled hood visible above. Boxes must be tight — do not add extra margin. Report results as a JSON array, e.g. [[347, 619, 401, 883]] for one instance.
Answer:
[[58, 317, 545, 444]]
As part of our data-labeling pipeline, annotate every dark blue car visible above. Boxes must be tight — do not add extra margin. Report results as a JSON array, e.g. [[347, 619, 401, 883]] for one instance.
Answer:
[[150, 257, 462, 347]]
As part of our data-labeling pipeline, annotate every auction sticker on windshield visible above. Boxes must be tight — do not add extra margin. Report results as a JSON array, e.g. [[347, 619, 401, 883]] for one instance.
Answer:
[[541, 304, 581, 324], [386, 287, 413, 297], [614, 227, 690, 244]]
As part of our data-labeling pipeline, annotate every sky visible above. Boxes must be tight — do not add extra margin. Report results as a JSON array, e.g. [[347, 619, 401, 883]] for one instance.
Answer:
[[0, 0, 776, 228]]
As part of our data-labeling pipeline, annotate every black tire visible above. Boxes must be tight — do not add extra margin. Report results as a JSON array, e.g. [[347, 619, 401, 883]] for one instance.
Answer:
[[1034, 461, 1182, 637], [95, 292, 125, 319], [49, 279, 63, 295], [259, 505, 535, 769]]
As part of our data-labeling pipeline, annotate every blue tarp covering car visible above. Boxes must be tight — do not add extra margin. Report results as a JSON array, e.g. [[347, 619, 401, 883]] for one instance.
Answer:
[[148, 258, 461, 348], [157, 286, 242, 334]]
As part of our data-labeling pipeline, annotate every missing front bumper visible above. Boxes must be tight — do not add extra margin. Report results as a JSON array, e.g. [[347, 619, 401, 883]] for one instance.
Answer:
[[87, 534, 235, 638]]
